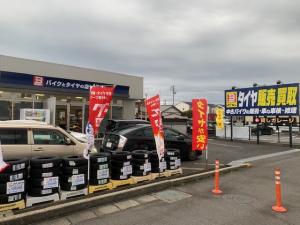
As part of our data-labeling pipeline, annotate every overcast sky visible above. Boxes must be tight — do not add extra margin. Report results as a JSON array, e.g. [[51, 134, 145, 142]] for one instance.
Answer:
[[0, 0, 299, 104]]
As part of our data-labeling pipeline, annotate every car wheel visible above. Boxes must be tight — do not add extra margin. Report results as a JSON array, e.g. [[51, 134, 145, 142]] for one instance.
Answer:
[[187, 150, 197, 161]]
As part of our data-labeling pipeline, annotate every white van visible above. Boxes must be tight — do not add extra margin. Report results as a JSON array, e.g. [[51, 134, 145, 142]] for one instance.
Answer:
[[0, 120, 97, 160]]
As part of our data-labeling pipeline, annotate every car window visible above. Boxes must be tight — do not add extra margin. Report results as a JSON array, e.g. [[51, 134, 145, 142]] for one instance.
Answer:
[[143, 128, 154, 138], [33, 129, 68, 145], [164, 128, 179, 139], [0, 128, 27, 145]]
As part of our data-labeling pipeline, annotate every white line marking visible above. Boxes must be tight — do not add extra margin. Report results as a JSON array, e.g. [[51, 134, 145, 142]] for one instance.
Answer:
[[228, 149, 300, 166], [210, 143, 242, 148]]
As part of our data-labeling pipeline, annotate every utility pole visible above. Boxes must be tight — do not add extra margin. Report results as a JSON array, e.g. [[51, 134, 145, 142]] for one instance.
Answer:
[[171, 85, 176, 106]]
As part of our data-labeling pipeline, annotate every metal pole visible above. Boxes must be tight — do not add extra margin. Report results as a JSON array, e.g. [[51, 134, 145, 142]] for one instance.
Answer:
[[205, 149, 208, 170], [256, 117, 260, 144], [289, 116, 293, 148], [230, 116, 233, 141], [276, 116, 280, 143], [249, 126, 251, 141]]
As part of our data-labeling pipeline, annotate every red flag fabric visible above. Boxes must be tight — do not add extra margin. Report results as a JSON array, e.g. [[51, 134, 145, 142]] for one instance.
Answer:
[[192, 99, 208, 151], [88, 86, 114, 135], [145, 95, 165, 160]]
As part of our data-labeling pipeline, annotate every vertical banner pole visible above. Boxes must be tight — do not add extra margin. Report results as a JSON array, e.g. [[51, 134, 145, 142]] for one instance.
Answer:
[[230, 116, 233, 141], [289, 116, 293, 148]]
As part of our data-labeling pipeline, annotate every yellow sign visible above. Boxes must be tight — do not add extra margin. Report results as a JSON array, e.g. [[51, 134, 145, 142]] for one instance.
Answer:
[[225, 92, 237, 108], [216, 107, 224, 129]]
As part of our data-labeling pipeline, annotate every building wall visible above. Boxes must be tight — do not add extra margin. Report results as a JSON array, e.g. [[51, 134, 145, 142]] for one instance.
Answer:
[[176, 102, 191, 112], [123, 100, 136, 119], [0, 55, 143, 100]]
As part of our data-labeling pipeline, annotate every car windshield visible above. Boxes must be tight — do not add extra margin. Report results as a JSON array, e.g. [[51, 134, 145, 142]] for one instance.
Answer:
[[67, 131, 86, 143]]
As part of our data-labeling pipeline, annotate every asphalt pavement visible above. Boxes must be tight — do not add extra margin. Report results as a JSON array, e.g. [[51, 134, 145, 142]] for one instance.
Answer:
[[181, 138, 292, 174], [34, 147, 300, 225]]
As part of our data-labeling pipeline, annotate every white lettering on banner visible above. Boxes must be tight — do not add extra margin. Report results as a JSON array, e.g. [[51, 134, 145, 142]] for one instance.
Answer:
[[43, 176, 59, 189], [97, 169, 110, 179], [71, 174, 85, 186], [6, 180, 25, 194], [92, 104, 106, 118]]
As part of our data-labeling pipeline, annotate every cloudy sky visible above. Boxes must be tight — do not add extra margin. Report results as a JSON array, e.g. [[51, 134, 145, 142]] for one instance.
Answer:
[[0, 0, 299, 104]]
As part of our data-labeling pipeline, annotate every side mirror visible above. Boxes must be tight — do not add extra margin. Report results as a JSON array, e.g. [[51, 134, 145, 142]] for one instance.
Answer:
[[66, 138, 72, 145]]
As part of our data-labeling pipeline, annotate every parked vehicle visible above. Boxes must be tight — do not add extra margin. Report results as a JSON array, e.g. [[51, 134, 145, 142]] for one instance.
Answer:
[[102, 124, 201, 161], [105, 119, 150, 133], [251, 124, 274, 135], [186, 119, 216, 137], [0, 120, 97, 160]]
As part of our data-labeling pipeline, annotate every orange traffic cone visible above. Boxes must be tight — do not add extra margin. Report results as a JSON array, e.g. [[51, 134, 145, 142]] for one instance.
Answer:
[[272, 169, 287, 213], [212, 159, 223, 194]]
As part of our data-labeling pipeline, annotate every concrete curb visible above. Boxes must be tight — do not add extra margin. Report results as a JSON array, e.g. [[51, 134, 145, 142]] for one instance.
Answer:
[[0, 163, 251, 225]]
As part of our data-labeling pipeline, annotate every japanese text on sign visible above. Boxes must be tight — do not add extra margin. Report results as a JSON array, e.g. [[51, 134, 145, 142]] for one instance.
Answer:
[[225, 83, 299, 116], [192, 99, 208, 151]]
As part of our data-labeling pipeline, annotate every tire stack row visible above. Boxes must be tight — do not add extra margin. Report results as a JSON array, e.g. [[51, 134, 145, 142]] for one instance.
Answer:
[[29, 157, 60, 197], [166, 149, 181, 170], [149, 151, 167, 173], [132, 150, 151, 176], [111, 152, 132, 180], [0, 158, 29, 204], [90, 153, 111, 185], [61, 156, 88, 191]]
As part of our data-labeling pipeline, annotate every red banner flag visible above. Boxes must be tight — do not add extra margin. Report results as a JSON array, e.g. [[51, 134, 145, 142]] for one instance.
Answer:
[[192, 99, 208, 151], [145, 95, 165, 160], [88, 86, 114, 135]]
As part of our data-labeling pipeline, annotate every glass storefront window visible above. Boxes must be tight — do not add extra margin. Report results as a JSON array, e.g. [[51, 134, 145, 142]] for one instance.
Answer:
[[14, 101, 33, 120], [0, 100, 12, 120]]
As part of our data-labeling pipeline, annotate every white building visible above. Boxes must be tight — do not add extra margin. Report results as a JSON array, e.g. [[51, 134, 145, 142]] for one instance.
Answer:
[[0, 55, 143, 134], [175, 101, 192, 113]]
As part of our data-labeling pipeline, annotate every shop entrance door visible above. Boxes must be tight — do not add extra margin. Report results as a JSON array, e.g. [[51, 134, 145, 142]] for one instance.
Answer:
[[56, 104, 68, 130]]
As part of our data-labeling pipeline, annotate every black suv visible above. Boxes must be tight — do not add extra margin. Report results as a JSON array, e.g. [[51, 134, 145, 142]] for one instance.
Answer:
[[105, 119, 150, 133], [102, 124, 201, 161]]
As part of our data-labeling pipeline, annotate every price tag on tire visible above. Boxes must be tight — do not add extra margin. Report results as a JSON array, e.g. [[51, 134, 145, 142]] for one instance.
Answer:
[[43, 176, 59, 189], [123, 165, 132, 175], [97, 169, 109, 179], [175, 159, 181, 167], [144, 163, 151, 172], [6, 180, 25, 194], [71, 174, 85, 186], [160, 161, 167, 170]]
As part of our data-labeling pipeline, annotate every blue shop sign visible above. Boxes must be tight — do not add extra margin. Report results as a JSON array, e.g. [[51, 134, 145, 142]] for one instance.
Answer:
[[0, 71, 129, 97], [225, 83, 299, 116]]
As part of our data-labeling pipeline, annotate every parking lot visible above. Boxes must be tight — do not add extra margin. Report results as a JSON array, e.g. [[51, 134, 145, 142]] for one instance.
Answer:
[[181, 138, 292, 175], [33, 141, 300, 225]]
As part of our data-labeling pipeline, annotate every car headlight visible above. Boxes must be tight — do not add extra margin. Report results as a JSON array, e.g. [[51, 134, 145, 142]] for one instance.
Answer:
[[118, 135, 127, 150], [91, 145, 98, 153]]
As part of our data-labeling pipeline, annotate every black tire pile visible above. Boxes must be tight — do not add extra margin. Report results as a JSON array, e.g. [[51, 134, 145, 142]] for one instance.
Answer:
[[149, 151, 167, 173], [111, 152, 132, 180], [29, 156, 61, 197], [90, 153, 111, 185], [166, 149, 181, 170], [61, 156, 88, 191], [0, 158, 28, 204], [132, 150, 151, 176]]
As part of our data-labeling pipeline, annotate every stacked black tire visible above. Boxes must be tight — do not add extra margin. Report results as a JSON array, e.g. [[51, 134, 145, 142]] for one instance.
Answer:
[[111, 152, 132, 180], [90, 153, 111, 185], [149, 151, 167, 173], [166, 149, 181, 170], [61, 156, 88, 191], [132, 150, 151, 176], [0, 158, 29, 204], [29, 157, 61, 197]]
